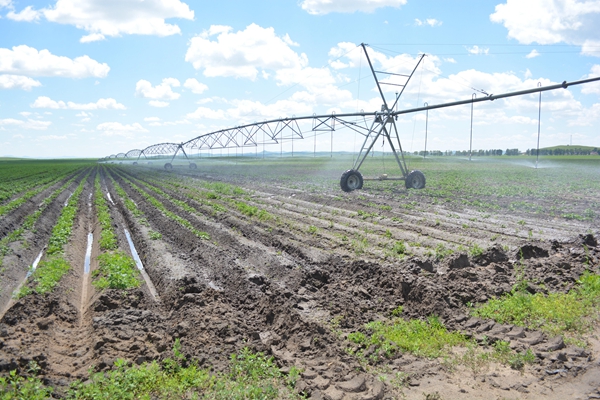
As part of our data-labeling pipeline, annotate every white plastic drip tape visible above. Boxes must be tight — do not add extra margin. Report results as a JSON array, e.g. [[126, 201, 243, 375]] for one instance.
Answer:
[[64, 192, 73, 207], [26, 249, 45, 278], [84, 233, 93, 274], [124, 229, 160, 301]]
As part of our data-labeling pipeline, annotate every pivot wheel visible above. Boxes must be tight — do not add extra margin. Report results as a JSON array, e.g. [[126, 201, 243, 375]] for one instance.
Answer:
[[340, 169, 363, 192], [164, 163, 173, 171], [405, 170, 426, 189], [189, 163, 197, 169]]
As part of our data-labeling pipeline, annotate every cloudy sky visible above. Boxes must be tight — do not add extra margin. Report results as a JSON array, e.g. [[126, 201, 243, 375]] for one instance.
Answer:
[[1, 0, 600, 158]]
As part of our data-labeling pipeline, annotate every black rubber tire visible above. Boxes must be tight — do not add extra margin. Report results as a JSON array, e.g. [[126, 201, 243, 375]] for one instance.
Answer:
[[189, 163, 197, 169], [340, 169, 364, 192], [405, 170, 426, 189], [164, 163, 173, 171]]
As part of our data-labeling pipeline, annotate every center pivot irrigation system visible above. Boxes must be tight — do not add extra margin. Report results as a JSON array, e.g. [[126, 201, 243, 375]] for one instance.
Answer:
[[102, 44, 600, 193]]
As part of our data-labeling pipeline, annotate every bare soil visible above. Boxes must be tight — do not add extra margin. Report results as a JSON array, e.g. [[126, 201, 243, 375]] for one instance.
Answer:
[[0, 163, 599, 399]]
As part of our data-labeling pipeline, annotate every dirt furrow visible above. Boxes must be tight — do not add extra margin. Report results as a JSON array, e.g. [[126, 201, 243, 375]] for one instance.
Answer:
[[0, 172, 90, 318]]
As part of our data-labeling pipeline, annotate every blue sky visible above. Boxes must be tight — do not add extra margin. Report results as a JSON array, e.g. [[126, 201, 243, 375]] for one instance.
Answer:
[[1, 0, 600, 158]]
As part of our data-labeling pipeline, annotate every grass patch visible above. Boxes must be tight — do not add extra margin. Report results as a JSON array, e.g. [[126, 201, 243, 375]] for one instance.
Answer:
[[472, 271, 600, 339], [93, 251, 140, 290], [348, 316, 469, 359], [1, 347, 300, 399], [348, 315, 537, 372], [65, 347, 298, 399]]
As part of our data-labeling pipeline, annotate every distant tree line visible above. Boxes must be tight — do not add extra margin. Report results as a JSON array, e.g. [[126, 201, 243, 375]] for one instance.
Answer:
[[410, 147, 599, 156], [413, 149, 514, 156], [526, 148, 599, 156]]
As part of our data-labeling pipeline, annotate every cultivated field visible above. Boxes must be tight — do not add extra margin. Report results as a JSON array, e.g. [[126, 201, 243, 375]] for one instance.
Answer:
[[0, 155, 599, 399]]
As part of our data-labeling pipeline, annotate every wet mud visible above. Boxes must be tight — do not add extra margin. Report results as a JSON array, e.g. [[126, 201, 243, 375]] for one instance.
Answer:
[[0, 164, 599, 399]]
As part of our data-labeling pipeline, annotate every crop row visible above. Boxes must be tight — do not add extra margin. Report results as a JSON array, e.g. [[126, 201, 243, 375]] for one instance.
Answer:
[[0, 176, 65, 218], [0, 173, 55, 205], [118, 168, 410, 265], [120, 168, 404, 259], [110, 169, 210, 240], [0, 162, 73, 203], [124, 169, 458, 261], [0, 170, 86, 268], [106, 171, 143, 218], [18, 171, 89, 297], [0, 162, 84, 208], [93, 171, 140, 290]]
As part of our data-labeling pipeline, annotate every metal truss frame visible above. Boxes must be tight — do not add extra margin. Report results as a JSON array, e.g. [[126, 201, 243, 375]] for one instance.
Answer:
[[101, 43, 600, 190]]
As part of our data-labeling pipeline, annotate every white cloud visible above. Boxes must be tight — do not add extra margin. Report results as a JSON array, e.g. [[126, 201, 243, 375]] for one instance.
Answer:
[[0, 118, 51, 130], [0, 45, 109, 78], [0, 74, 41, 90], [186, 96, 317, 124], [185, 24, 308, 80], [7, 5, 41, 21], [490, 0, 600, 56], [144, 117, 161, 122], [466, 45, 490, 55], [149, 100, 169, 107], [135, 78, 180, 100], [147, 118, 190, 127], [42, 0, 194, 42], [37, 134, 68, 140], [97, 122, 148, 136], [184, 78, 208, 94], [415, 18, 442, 27], [31, 96, 126, 110], [300, 0, 407, 15], [526, 49, 541, 58], [80, 33, 106, 43], [582, 64, 600, 94], [186, 106, 226, 120]]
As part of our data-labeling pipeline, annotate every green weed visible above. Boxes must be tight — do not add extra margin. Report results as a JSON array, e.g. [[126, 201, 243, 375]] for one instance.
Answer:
[[473, 271, 600, 338], [392, 241, 406, 256], [67, 347, 295, 399], [0, 369, 52, 399], [469, 244, 484, 258], [349, 316, 469, 359], [149, 230, 162, 240]]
